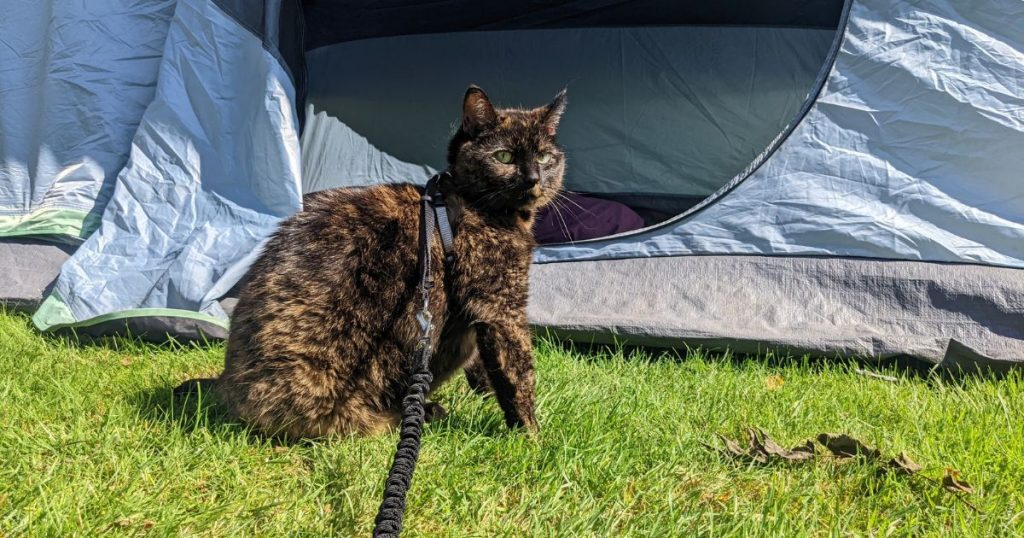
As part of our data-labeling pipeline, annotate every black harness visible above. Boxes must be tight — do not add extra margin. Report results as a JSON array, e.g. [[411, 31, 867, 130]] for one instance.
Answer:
[[373, 172, 455, 537]]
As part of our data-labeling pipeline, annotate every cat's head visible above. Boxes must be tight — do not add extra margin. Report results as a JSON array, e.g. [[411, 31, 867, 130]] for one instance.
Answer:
[[445, 86, 567, 212]]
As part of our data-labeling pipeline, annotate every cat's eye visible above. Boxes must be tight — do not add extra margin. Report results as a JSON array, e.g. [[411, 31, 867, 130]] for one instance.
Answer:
[[536, 153, 553, 164], [493, 150, 514, 164]]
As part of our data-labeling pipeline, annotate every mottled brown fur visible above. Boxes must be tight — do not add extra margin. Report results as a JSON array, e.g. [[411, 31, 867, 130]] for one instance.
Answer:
[[176, 86, 567, 438]]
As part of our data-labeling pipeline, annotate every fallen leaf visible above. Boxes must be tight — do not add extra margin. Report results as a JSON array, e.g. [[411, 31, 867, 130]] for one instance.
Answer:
[[942, 468, 974, 494], [749, 429, 815, 462], [143, 520, 155, 530], [120, 357, 133, 366], [763, 375, 785, 391], [709, 429, 814, 464], [816, 433, 881, 460], [883, 452, 923, 475], [715, 433, 747, 458]]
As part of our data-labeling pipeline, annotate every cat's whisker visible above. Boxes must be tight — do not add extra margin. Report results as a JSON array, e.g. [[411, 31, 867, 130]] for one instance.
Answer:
[[547, 196, 575, 245], [554, 189, 591, 215]]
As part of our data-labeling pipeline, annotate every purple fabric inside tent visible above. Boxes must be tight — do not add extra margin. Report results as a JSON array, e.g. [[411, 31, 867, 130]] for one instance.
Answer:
[[534, 192, 645, 244]]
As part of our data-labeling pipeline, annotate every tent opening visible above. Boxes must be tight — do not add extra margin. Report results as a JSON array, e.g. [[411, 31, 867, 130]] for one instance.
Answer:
[[300, 0, 845, 241]]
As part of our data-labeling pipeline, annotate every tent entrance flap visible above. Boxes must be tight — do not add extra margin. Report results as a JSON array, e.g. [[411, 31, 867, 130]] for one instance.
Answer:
[[305, 24, 837, 219]]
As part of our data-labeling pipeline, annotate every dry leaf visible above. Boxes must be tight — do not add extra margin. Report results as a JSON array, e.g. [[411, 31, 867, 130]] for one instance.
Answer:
[[884, 452, 923, 475], [120, 357, 133, 366], [763, 375, 785, 391], [715, 433, 747, 458], [749, 429, 815, 463], [710, 429, 814, 464], [143, 520, 155, 530], [816, 433, 881, 460], [942, 468, 974, 494]]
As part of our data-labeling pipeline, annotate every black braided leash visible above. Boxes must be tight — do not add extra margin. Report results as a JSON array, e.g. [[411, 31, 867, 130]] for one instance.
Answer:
[[373, 173, 454, 537]]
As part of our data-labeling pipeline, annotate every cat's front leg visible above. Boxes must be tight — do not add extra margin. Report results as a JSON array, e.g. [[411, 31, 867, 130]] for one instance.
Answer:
[[475, 320, 537, 431]]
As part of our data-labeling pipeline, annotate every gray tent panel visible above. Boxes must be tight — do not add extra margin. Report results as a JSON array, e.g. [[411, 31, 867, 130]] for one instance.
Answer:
[[0, 0, 176, 239], [535, 0, 1024, 269], [0, 240, 73, 310], [32, 0, 302, 332], [529, 255, 1024, 369], [301, 106, 436, 194]]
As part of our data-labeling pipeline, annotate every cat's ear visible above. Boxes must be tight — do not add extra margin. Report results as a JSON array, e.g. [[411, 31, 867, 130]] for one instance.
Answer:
[[541, 89, 568, 136], [462, 85, 498, 136]]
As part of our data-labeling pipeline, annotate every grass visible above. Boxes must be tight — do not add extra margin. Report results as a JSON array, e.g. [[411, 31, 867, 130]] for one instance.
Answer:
[[1, 309, 1022, 536]]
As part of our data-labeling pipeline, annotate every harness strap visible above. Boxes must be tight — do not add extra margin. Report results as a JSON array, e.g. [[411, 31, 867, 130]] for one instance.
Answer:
[[425, 172, 455, 264]]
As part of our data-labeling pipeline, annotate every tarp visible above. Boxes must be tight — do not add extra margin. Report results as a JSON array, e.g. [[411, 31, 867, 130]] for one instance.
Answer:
[[529, 255, 1024, 370]]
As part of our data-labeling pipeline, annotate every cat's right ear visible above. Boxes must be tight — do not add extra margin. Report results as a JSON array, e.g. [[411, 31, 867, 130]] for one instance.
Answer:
[[462, 85, 498, 136]]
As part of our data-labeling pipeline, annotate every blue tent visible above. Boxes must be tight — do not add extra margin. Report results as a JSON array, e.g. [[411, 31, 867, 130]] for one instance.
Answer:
[[2, 0, 1022, 369]]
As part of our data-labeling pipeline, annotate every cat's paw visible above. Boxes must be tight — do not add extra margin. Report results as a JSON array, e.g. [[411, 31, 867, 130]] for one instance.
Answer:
[[423, 401, 449, 423]]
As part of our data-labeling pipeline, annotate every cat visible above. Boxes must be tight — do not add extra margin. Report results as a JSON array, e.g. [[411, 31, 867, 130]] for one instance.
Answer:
[[175, 86, 567, 438]]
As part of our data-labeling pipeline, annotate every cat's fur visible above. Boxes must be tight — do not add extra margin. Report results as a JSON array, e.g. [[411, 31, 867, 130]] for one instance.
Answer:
[[176, 86, 567, 438]]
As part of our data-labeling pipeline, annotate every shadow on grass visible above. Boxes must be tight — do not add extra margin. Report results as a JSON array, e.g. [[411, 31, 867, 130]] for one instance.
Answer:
[[121, 383, 310, 451], [129, 381, 511, 451], [544, 337, 1011, 384]]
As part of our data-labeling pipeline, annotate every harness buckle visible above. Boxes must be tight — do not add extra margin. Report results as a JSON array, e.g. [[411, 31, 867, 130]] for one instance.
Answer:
[[416, 309, 433, 335]]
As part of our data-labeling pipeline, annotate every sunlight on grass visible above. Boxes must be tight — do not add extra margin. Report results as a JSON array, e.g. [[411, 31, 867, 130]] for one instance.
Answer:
[[1, 309, 1022, 535]]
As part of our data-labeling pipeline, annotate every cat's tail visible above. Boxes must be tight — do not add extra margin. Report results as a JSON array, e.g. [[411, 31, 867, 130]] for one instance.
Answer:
[[173, 377, 217, 398]]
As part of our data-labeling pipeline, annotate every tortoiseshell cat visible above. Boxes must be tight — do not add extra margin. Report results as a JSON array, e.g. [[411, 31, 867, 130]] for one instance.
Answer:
[[176, 86, 567, 438]]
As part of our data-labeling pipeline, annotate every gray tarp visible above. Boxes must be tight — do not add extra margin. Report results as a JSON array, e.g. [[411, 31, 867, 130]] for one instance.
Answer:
[[528, 255, 1024, 369]]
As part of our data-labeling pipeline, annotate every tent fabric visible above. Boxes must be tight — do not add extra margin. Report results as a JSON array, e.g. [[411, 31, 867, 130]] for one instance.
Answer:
[[535, 0, 1024, 268], [32, 0, 302, 333], [528, 255, 1024, 370], [0, 0, 1020, 366], [0, 0, 176, 240], [0, 240, 73, 311], [306, 26, 835, 198], [300, 106, 437, 193], [302, 0, 845, 49]]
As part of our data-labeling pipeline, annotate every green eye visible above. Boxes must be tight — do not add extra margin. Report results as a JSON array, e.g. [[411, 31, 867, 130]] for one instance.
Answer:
[[494, 150, 514, 164], [536, 153, 553, 164]]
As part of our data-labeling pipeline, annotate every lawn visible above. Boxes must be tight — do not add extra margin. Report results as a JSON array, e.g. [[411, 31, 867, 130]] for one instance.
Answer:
[[1, 309, 1022, 536]]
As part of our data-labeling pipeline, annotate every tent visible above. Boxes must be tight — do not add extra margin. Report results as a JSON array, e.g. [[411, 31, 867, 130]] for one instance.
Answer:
[[2, 0, 1022, 370]]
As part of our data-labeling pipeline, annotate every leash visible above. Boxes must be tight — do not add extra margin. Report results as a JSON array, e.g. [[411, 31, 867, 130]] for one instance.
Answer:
[[373, 172, 455, 537]]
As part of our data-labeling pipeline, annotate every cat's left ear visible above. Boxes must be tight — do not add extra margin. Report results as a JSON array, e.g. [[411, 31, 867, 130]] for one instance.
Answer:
[[541, 89, 568, 136]]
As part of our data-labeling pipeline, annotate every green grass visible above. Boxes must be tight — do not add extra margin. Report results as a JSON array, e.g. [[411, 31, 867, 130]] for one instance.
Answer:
[[1, 309, 1022, 537]]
